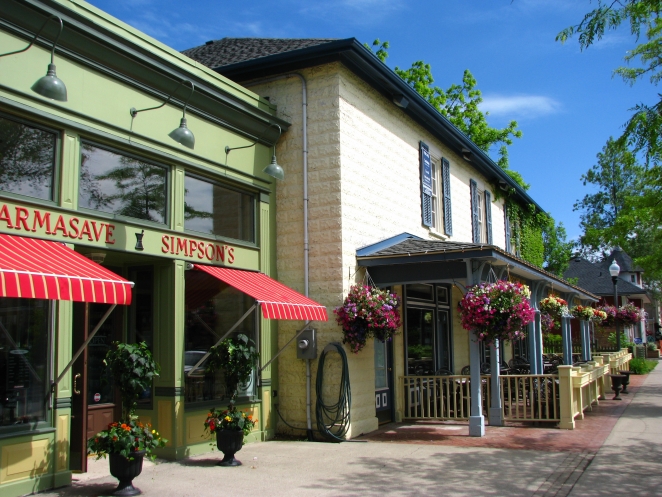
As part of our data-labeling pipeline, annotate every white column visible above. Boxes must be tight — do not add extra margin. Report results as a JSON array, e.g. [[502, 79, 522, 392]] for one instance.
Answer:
[[489, 339, 503, 426], [469, 330, 485, 436]]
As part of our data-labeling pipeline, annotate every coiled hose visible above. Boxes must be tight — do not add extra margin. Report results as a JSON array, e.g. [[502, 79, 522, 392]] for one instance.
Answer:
[[315, 342, 351, 442]]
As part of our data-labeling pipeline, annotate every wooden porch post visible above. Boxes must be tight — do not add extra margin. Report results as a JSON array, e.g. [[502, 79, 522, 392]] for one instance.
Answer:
[[489, 339, 503, 426], [580, 320, 590, 362], [562, 315, 573, 365]]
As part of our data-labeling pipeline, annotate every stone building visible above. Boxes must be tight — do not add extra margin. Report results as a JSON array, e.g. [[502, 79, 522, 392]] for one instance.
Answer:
[[182, 37, 597, 438]]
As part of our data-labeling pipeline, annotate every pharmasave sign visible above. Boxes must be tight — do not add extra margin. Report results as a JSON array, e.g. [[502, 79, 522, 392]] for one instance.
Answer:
[[0, 201, 258, 267]]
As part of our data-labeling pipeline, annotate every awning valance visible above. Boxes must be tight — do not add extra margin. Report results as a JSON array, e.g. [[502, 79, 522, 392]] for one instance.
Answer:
[[0, 233, 133, 305], [192, 264, 327, 321]]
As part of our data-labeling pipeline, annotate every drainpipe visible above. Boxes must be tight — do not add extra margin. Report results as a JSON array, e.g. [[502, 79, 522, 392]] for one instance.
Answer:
[[243, 74, 314, 440]]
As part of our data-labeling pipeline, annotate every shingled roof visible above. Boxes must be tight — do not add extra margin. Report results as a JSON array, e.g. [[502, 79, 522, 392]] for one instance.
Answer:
[[564, 257, 644, 296], [182, 38, 337, 69]]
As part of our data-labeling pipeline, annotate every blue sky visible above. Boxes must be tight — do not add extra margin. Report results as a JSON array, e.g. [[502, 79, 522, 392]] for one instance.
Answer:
[[86, 0, 658, 241]]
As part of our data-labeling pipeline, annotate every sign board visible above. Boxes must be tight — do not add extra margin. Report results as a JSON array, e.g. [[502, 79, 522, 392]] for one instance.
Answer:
[[634, 337, 643, 345]]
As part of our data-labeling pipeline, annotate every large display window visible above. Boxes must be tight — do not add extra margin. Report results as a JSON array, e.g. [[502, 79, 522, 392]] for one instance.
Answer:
[[184, 270, 256, 404], [184, 174, 254, 243], [0, 115, 57, 201], [79, 143, 168, 224], [0, 298, 51, 430]]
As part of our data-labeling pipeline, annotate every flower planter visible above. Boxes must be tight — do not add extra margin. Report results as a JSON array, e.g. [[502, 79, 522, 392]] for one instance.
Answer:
[[216, 429, 244, 466], [108, 450, 145, 496], [646, 349, 660, 359]]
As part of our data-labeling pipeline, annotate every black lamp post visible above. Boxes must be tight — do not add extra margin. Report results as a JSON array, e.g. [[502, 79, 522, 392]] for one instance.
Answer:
[[609, 259, 621, 350]]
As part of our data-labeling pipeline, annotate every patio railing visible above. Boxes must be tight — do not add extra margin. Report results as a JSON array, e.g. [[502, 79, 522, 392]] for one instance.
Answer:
[[399, 349, 631, 429]]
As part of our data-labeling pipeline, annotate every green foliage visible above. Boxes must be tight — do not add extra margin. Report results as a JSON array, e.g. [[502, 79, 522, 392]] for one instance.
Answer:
[[607, 331, 634, 349], [560, 2, 662, 283], [364, 39, 390, 63], [628, 357, 658, 374], [545, 334, 563, 346], [407, 344, 433, 360], [104, 341, 160, 419], [87, 417, 166, 461], [204, 404, 258, 439], [206, 334, 259, 400]]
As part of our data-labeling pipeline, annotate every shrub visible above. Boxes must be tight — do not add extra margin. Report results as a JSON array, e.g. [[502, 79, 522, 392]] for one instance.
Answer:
[[628, 358, 658, 375]]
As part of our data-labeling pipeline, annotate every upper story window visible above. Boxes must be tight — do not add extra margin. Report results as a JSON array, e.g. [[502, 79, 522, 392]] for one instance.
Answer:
[[471, 180, 492, 244], [184, 174, 255, 243], [79, 143, 168, 224], [0, 115, 56, 201], [420, 142, 452, 236]]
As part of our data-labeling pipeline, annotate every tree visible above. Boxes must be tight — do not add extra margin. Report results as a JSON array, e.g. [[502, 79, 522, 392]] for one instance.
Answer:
[[557, 0, 662, 166], [559, 1, 662, 280]]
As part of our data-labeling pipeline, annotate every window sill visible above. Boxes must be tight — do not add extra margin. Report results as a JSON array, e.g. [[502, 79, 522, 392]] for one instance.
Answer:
[[427, 230, 448, 241]]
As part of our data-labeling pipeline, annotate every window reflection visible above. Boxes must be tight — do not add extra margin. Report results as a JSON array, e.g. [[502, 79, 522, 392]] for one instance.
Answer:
[[184, 175, 254, 242], [0, 298, 50, 429], [79, 143, 167, 223], [0, 116, 56, 200], [184, 270, 256, 404]]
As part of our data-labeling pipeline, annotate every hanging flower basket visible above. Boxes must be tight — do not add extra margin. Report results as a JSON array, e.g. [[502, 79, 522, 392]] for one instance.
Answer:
[[457, 280, 535, 343], [570, 305, 596, 321], [616, 303, 646, 326], [596, 305, 617, 327], [591, 308, 608, 323], [539, 295, 568, 333], [334, 285, 401, 353]]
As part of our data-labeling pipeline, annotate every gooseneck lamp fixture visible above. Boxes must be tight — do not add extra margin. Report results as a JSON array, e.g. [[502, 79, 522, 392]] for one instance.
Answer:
[[225, 123, 284, 180], [0, 15, 68, 102], [130, 79, 196, 149], [609, 259, 621, 351]]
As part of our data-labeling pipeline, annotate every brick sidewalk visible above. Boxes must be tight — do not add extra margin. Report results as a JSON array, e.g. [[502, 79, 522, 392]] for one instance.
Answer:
[[359, 373, 645, 453]]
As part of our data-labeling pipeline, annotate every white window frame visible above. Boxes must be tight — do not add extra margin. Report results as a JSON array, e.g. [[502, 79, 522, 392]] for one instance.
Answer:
[[476, 189, 484, 243], [430, 158, 441, 232]]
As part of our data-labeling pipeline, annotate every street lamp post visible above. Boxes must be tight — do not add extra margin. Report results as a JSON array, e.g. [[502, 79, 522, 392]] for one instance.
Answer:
[[609, 260, 621, 351]]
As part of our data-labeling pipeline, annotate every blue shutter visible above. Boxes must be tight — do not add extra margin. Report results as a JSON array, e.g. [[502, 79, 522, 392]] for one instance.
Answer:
[[420, 142, 432, 227], [441, 158, 452, 236], [485, 190, 492, 244], [470, 179, 479, 243], [504, 206, 512, 253]]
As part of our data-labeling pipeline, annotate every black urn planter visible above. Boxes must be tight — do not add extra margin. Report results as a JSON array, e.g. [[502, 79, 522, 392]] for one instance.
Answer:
[[216, 430, 244, 466], [108, 451, 145, 496], [609, 374, 626, 401]]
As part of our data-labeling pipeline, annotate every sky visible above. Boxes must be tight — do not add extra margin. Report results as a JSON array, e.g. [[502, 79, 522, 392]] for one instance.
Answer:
[[85, 0, 659, 242]]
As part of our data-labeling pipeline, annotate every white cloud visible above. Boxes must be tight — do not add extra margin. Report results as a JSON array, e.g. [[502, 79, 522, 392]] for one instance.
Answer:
[[480, 95, 562, 120], [298, 0, 405, 26]]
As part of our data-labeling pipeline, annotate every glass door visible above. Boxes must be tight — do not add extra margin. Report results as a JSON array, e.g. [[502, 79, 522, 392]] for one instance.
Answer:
[[374, 338, 393, 423]]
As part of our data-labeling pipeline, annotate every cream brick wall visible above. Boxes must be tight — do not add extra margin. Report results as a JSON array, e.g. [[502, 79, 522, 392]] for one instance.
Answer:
[[247, 62, 510, 438]]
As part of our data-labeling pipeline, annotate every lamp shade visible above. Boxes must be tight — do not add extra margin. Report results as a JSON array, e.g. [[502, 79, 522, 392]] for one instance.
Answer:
[[609, 260, 620, 277], [168, 117, 195, 149], [31, 63, 67, 102], [263, 155, 284, 180]]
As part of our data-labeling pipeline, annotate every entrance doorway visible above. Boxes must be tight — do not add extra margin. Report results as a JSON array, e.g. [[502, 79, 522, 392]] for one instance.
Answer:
[[69, 264, 154, 472], [70, 301, 123, 472], [374, 338, 394, 424]]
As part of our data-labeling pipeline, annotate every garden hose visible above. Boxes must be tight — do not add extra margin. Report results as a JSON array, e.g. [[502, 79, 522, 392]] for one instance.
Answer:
[[315, 342, 351, 442]]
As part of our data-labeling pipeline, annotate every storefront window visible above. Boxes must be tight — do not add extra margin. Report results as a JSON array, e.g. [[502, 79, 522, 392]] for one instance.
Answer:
[[184, 270, 256, 404], [0, 298, 50, 429], [184, 175, 254, 243], [79, 143, 167, 223], [0, 116, 56, 201]]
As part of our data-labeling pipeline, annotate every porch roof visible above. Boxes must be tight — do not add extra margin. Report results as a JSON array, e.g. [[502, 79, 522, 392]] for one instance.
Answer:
[[356, 235, 598, 301]]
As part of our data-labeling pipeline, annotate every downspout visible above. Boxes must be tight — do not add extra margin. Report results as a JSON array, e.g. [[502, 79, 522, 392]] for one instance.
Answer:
[[243, 74, 314, 440]]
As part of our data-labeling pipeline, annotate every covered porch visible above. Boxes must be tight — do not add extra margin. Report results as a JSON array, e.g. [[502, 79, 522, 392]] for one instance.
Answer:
[[357, 234, 626, 435]]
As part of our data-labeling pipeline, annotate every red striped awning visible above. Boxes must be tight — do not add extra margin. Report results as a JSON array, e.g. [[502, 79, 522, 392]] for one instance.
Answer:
[[0, 233, 133, 305], [192, 264, 327, 321]]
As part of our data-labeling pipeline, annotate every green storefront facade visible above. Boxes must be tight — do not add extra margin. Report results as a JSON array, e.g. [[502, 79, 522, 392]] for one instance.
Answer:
[[0, 1, 290, 495]]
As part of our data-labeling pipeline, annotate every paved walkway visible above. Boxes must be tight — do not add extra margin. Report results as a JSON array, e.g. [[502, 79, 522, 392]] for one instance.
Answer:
[[35, 364, 661, 497]]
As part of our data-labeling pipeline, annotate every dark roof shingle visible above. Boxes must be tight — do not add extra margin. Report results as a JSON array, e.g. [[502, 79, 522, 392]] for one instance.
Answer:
[[182, 38, 338, 69], [564, 257, 644, 296]]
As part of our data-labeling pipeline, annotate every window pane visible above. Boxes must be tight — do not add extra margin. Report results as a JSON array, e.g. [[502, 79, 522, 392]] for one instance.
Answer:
[[0, 298, 50, 428], [406, 284, 433, 301], [406, 308, 434, 375], [184, 175, 254, 243], [0, 116, 56, 200], [184, 270, 256, 404], [79, 144, 167, 223]]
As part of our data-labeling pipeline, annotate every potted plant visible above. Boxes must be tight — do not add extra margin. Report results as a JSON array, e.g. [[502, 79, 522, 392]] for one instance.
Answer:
[[596, 305, 617, 327], [616, 303, 646, 326], [646, 341, 660, 358], [458, 280, 535, 343], [333, 285, 401, 353], [87, 342, 166, 496], [203, 333, 259, 466]]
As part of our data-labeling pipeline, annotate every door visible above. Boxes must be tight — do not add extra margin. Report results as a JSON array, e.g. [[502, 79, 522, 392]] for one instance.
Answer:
[[374, 338, 394, 424], [70, 301, 122, 472]]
